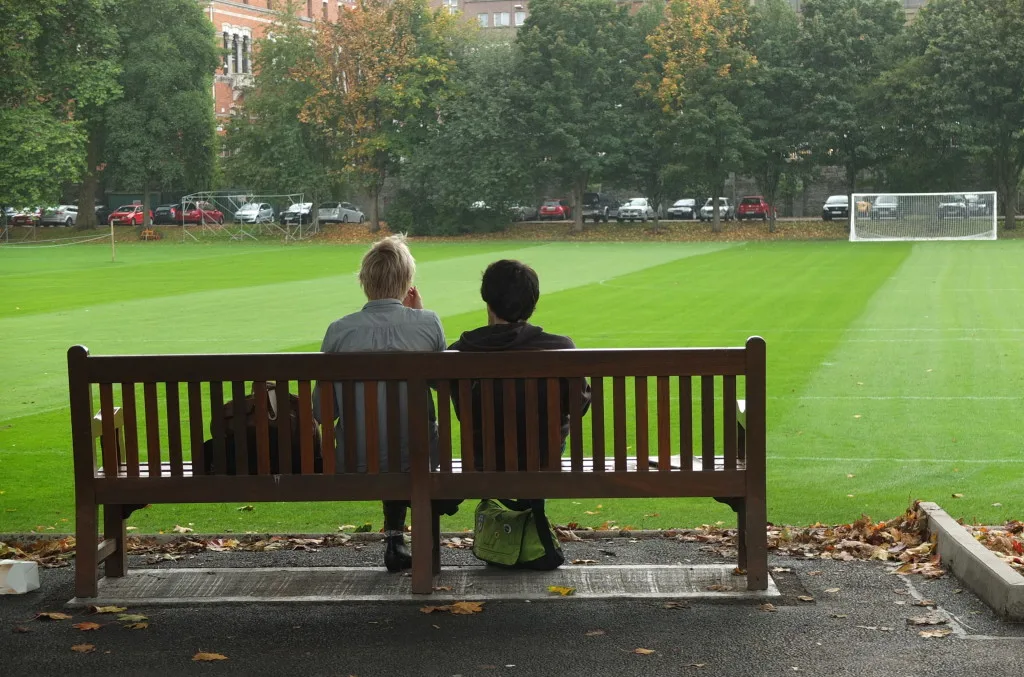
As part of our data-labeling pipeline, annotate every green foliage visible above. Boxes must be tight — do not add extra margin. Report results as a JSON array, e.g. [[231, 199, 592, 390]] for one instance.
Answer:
[[102, 0, 219, 207], [0, 0, 120, 209]]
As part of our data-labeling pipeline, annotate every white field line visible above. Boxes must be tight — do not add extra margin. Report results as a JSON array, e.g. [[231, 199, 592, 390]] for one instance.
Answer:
[[769, 456, 1024, 464], [776, 395, 1020, 401]]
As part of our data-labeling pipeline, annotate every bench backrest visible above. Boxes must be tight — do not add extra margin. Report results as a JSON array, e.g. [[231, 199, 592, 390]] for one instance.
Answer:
[[68, 338, 765, 493]]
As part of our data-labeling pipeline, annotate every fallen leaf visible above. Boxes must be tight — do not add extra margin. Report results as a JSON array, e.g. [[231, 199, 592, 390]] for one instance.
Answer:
[[548, 586, 576, 596], [584, 511, 600, 515], [992, 503, 1002, 508], [88, 606, 126, 614], [353, 523, 374, 533], [855, 625, 892, 631], [126, 526, 138, 531], [807, 571, 823, 576], [853, 414, 861, 419], [644, 513, 660, 518], [116, 614, 148, 623], [684, 664, 706, 668], [73, 622, 102, 631], [663, 601, 690, 609], [36, 612, 72, 621], [759, 603, 777, 612], [449, 601, 484, 615], [919, 628, 953, 638], [172, 524, 193, 533], [846, 474, 855, 478], [71, 644, 95, 653], [706, 584, 732, 592], [797, 596, 814, 603], [236, 505, 254, 512], [585, 629, 606, 636], [633, 648, 655, 655], [193, 652, 228, 661], [831, 614, 848, 618], [432, 586, 452, 592], [951, 493, 964, 498], [824, 588, 840, 593], [771, 567, 792, 573], [571, 559, 597, 565], [732, 567, 747, 576], [124, 622, 149, 630], [907, 613, 947, 626], [338, 524, 356, 531], [912, 599, 936, 607]]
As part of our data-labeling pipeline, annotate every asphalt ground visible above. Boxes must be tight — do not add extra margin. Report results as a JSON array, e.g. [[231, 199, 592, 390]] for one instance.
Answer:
[[2, 537, 1023, 677]]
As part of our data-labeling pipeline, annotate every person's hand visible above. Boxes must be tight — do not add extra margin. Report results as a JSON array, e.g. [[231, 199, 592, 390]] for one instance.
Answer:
[[402, 286, 423, 309]]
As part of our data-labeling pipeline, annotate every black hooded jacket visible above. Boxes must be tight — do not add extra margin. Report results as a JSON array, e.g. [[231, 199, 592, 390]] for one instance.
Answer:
[[448, 323, 592, 471]]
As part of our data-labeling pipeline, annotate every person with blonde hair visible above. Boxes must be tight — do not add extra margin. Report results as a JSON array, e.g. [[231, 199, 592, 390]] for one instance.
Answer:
[[314, 234, 455, 572]]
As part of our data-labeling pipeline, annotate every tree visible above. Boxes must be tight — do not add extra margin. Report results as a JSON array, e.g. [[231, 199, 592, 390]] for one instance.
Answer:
[[102, 0, 219, 227], [0, 0, 120, 220], [302, 0, 461, 230], [798, 0, 905, 197], [886, 0, 1024, 229], [741, 0, 807, 232], [224, 4, 343, 209], [648, 0, 755, 233], [510, 0, 637, 232]]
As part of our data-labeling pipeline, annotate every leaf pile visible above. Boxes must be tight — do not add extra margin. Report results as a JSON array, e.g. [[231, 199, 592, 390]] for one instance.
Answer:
[[967, 521, 1024, 577], [0, 538, 76, 568]]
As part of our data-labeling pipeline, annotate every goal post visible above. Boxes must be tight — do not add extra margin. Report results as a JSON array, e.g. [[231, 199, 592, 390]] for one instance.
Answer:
[[849, 191, 997, 242]]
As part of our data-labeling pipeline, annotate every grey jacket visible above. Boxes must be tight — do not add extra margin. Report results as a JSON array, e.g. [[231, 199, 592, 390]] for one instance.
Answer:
[[313, 299, 445, 473]]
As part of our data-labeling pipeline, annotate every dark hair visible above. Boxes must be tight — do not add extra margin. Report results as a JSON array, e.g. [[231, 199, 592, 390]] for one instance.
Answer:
[[481, 259, 539, 323]]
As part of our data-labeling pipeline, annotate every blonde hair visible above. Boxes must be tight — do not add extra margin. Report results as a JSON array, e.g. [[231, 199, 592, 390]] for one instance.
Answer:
[[359, 234, 416, 301]]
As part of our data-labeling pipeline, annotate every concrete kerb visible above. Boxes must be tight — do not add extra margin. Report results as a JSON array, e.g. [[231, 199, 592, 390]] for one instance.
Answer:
[[919, 501, 1024, 621]]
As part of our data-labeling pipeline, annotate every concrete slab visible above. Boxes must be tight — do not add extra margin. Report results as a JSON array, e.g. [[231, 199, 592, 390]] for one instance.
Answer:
[[920, 501, 1024, 620], [67, 564, 779, 607]]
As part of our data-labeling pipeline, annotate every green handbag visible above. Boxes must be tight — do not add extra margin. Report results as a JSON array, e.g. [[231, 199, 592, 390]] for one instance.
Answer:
[[472, 498, 565, 570]]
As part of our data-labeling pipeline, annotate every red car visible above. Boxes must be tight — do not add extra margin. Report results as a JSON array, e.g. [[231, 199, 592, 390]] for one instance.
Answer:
[[10, 208, 42, 226], [737, 196, 776, 221], [108, 204, 153, 226], [179, 201, 224, 224], [538, 198, 571, 220]]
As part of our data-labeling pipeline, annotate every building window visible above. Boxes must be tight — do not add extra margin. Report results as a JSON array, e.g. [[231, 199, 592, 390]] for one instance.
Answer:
[[231, 34, 239, 74], [442, 0, 458, 14], [307, 0, 313, 17], [477, 12, 488, 27], [242, 36, 250, 74], [514, 10, 526, 26], [222, 32, 230, 72], [494, 11, 509, 27]]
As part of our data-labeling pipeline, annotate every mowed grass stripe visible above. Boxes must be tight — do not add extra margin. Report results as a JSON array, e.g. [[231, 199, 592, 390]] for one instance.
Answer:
[[772, 241, 1024, 523]]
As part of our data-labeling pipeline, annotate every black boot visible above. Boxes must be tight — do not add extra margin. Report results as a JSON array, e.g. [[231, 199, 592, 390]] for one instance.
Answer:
[[384, 534, 412, 573]]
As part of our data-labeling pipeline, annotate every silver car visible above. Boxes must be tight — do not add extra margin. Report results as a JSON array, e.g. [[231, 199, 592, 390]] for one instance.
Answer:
[[41, 205, 78, 226], [699, 198, 734, 221], [617, 197, 656, 222], [318, 201, 364, 224], [233, 202, 275, 224]]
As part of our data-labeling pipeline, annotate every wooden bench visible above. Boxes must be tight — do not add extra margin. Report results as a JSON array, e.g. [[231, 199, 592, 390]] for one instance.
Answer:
[[68, 337, 767, 598]]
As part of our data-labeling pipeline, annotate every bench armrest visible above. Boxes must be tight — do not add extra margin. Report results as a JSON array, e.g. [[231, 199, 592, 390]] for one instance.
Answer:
[[91, 407, 124, 439]]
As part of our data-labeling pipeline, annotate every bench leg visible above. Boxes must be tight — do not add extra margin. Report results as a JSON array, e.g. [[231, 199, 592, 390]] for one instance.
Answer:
[[431, 510, 441, 575], [736, 501, 747, 571], [102, 504, 127, 578], [75, 497, 98, 598], [410, 490, 433, 594], [743, 496, 768, 591]]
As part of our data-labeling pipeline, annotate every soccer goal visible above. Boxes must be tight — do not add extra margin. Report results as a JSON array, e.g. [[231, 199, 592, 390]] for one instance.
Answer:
[[850, 191, 997, 242]]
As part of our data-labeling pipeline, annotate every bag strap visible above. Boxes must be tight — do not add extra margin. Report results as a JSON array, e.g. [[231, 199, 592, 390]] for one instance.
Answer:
[[265, 381, 279, 422]]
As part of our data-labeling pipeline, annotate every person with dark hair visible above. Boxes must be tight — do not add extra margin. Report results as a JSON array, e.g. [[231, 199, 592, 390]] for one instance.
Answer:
[[449, 259, 591, 470]]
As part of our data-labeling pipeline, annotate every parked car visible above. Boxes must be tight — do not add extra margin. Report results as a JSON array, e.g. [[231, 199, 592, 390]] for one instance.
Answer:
[[153, 204, 180, 225], [280, 202, 313, 225], [937, 194, 968, 219], [964, 193, 992, 216], [234, 202, 275, 224], [699, 197, 734, 221], [822, 194, 850, 221], [617, 197, 656, 222], [181, 201, 224, 224], [108, 204, 152, 226], [538, 198, 571, 220], [869, 194, 900, 220], [3, 206, 17, 223], [94, 204, 112, 224], [666, 198, 699, 220], [41, 205, 78, 226], [737, 196, 776, 221], [581, 192, 616, 223], [11, 208, 42, 226], [318, 201, 364, 224], [509, 203, 539, 221]]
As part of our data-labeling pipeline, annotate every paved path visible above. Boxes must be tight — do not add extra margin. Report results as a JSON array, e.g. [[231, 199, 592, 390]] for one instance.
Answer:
[[3, 537, 1023, 676]]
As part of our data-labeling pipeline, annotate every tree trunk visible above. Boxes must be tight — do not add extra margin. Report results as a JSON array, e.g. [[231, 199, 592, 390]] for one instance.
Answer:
[[77, 128, 102, 229], [368, 183, 380, 232], [142, 182, 152, 228], [572, 175, 586, 233], [712, 182, 724, 233], [1001, 179, 1018, 231]]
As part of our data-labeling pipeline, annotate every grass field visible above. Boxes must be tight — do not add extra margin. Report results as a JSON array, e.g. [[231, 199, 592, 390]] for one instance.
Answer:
[[1, 238, 1021, 535]]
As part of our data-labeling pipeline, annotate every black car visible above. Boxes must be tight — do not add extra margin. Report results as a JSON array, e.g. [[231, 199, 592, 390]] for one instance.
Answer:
[[821, 195, 850, 221], [869, 194, 900, 220], [153, 204, 180, 224], [280, 202, 313, 225], [581, 192, 618, 223], [937, 194, 968, 219]]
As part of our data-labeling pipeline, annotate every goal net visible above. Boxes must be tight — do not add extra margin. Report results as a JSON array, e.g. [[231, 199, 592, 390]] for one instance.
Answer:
[[850, 191, 997, 242]]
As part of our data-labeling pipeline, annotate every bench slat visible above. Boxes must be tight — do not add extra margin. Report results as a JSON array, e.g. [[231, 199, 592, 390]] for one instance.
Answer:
[[363, 381, 380, 474], [635, 376, 649, 473], [591, 377, 605, 472], [99, 384, 118, 476], [569, 377, 584, 472], [166, 382, 184, 477], [209, 381, 226, 475], [723, 375, 737, 471], [524, 379, 540, 472], [679, 376, 693, 471], [253, 381, 271, 475], [318, 381, 336, 475], [231, 381, 248, 475], [656, 376, 671, 472], [436, 380, 453, 473], [299, 380, 316, 475], [122, 383, 140, 477], [480, 378, 496, 472], [545, 378, 561, 471], [502, 379, 518, 472], [457, 380, 474, 472], [143, 382, 162, 478], [275, 380, 293, 475], [187, 382, 205, 476], [701, 376, 715, 472], [613, 377, 627, 471], [385, 381, 401, 474], [342, 380, 357, 473]]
